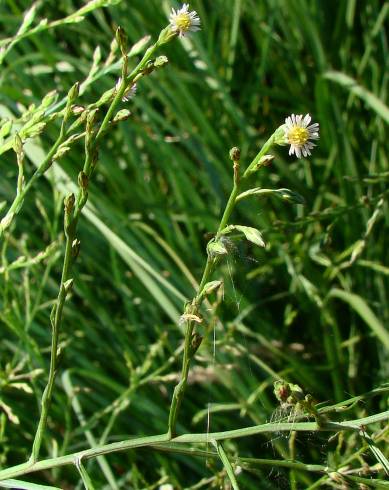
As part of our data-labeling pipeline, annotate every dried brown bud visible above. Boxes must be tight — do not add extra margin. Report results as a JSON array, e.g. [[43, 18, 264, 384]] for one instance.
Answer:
[[64, 193, 75, 215], [78, 171, 89, 190], [229, 147, 241, 161]]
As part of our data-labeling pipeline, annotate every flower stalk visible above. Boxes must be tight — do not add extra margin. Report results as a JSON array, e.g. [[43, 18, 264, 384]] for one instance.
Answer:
[[168, 147, 243, 437], [28, 26, 173, 463], [167, 113, 319, 437]]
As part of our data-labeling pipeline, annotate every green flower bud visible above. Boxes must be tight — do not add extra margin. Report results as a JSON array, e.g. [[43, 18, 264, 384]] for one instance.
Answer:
[[154, 55, 169, 69], [67, 82, 80, 103], [115, 26, 127, 56]]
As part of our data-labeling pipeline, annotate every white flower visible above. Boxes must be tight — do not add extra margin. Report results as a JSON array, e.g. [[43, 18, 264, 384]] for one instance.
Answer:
[[284, 114, 319, 158], [169, 3, 201, 37], [115, 78, 137, 102]]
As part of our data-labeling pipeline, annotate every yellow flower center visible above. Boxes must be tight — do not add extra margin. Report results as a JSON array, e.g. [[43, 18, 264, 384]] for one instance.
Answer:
[[287, 126, 309, 146], [175, 13, 191, 31]]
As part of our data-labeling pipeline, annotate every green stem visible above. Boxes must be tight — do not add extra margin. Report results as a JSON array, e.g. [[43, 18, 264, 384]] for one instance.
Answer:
[[29, 223, 74, 463], [216, 182, 240, 238], [167, 133, 279, 436], [243, 133, 275, 178], [0, 41, 161, 241], [0, 411, 387, 481], [27, 37, 167, 463], [95, 43, 159, 142], [167, 166, 241, 437]]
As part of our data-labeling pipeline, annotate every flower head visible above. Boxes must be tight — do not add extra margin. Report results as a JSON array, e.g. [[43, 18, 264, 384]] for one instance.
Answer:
[[284, 114, 319, 158], [169, 3, 201, 37]]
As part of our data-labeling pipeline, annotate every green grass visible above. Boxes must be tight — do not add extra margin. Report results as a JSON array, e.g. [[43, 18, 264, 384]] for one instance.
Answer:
[[0, 0, 388, 488]]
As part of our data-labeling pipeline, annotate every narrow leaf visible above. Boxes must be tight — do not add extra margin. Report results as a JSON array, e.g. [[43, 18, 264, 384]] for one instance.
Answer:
[[0, 480, 62, 490], [213, 441, 241, 490], [328, 288, 389, 351], [222, 225, 265, 248], [324, 71, 389, 124]]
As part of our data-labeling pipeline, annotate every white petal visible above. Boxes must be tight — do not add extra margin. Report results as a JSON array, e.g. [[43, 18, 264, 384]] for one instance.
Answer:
[[303, 114, 311, 127]]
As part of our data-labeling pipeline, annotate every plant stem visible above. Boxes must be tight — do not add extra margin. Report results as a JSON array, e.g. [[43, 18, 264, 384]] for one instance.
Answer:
[[29, 217, 74, 463], [0, 411, 387, 481], [0, 40, 160, 241], [167, 130, 282, 436], [216, 183, 240, 239], [27, 39, 163, 463], [168, 161, 243, 437], [243, 133, 275, 178], [95, 43, 159, 142]]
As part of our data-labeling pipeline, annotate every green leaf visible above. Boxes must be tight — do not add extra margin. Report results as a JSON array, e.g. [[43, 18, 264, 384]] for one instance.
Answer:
[[213, 441, 241, 490], [360, 430, 389, 476], [222, 225, 265, 248], [0, 480, 62, 490], [323, 71, 389, 124], [237, 188, 305, 205], [327, 288, 389, 351]]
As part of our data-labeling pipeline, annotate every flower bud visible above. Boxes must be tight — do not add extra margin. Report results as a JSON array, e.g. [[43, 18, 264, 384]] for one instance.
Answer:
[[0, 119, 12, 139], [64, 278, 74, 294], [115, 26, 127, 56], [41, 90, 58, 108], [154, 55, 169, 69], [78, 171, 88, 190], [67, 82, 80, 103], [64, 193, 75, 215], [113, 109, 131, 123], [229, 147, 241, 161], [86, 109, 99, 132], [53, 146, 70, 161], [13, 133, 23, 155], [258, 154, 274, 167]]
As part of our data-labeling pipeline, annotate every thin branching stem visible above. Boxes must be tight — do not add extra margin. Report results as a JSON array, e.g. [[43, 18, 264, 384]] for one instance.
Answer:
[[28, 37, 164, 464], [1, 411, 387, 481], [29, 232, 74, 462], [167, 162, 241, 437]]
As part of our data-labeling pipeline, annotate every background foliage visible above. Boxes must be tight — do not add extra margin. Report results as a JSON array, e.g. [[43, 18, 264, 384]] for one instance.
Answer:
[[0, 0, 388, 488]]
